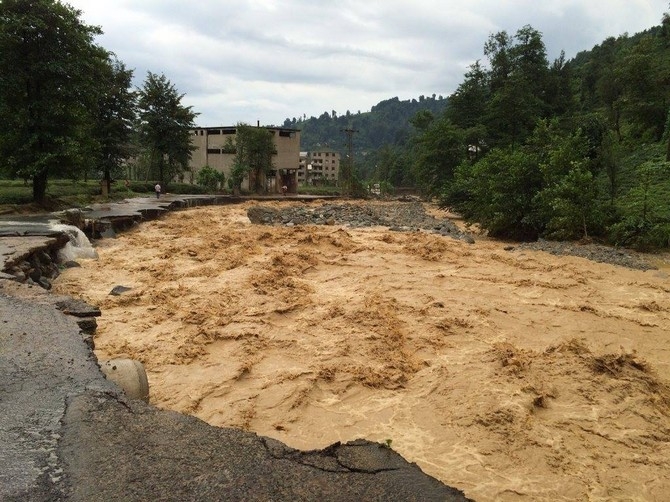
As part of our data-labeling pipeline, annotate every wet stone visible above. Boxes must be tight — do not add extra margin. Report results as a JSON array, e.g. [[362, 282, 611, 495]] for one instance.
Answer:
[[110, 285, 132, 296], [55, 298, 102, 318]]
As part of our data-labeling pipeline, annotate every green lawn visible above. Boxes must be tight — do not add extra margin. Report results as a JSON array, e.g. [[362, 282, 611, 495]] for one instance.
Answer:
[[0, 179, 208, 212]]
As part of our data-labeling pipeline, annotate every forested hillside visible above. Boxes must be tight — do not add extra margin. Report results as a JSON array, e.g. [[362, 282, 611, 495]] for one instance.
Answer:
[[291, 11, 670, 249], [281, 95, 447, 154], [436, 18, 670, 249]]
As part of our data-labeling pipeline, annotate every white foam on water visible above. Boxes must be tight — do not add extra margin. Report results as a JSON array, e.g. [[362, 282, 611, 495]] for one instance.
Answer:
[[50, 223, 98, 262]]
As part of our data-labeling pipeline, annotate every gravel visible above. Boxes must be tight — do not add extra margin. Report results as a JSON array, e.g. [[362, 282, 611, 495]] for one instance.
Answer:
[[510, 240, 657, 271], [247, 201, 657, 270], [247, 201, 475, 243]]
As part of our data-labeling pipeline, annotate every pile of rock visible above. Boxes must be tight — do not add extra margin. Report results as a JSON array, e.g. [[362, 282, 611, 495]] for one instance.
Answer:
[[247, 201, 476, 243], [1, 236, 72, 289], [512, 240, 656, 271]]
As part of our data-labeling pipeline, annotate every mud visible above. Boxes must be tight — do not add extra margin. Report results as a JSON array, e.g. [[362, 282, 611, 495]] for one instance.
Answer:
[[52, 201, 670, 502]]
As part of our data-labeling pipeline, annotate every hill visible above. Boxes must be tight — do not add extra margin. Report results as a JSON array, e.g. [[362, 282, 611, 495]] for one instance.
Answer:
[[281, 95, 448, 153]]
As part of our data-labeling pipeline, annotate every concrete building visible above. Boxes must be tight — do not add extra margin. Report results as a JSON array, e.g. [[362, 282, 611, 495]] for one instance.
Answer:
[[188, 125, 301, 193], [298, 148, 341, 186]]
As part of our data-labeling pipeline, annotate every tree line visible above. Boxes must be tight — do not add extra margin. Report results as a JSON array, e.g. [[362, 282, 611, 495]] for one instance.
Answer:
[[0, 0, 198, 203], [362, 16, 670, 249]]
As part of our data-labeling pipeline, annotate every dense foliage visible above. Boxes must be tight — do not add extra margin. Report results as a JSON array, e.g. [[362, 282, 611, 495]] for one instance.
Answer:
[[437, 18, 670, 249], [196, 165, 225, 192], [230, 123, 276, 194], [290, 13, 670, 249], [0, 0, 196, 202], [0, 0, 109, 203], [136, 72, 198, 187]]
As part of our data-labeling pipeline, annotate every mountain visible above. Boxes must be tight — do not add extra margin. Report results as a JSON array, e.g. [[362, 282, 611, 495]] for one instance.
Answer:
[[281, 95, 448, 153]]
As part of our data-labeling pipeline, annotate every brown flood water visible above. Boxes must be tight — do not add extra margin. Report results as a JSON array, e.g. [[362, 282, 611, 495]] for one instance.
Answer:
[[52, 201, 670, 502]]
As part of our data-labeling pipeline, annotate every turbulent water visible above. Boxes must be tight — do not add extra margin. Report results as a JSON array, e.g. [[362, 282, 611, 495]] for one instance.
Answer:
[[50, 223, 98, 262], [52, 201, 670, 502]]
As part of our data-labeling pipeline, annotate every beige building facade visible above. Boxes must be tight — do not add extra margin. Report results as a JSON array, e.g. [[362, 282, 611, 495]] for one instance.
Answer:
[[189, 125, 301, 193], [298, 148, 341, 186]]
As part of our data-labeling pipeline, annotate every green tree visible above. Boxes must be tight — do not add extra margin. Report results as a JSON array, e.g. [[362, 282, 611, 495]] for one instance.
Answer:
[[228, 159, 246, 194], [609, 160, 670, 249], [446, 148, 543, 240], [446, 61, 490, 159], [233, 124, 275, 193], [447, 61, 489, 129], [535, 163, 603, 240], [196, 165, 224, 192], [616, 35, 670, 141], [546, 51, 574, 117], [136, 72, 197, 186], [485, 26, 550, 148], [94, 58, 136, 195], [0, 0, 109, 203], [411, 116, 465, 197]]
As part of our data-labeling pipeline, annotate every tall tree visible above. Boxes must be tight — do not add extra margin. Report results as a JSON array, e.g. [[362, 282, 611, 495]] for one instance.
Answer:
[[446, 60, 490, 147], [0, 0, 109, 203], [445, 147, 544, 240], [136, 72, 197, 185], [411, 115, 465, 197], [233, 124, 275, 193], [616, 35, 670, 141], [94, 58, 136, 195], [484, 26, 550, 148]]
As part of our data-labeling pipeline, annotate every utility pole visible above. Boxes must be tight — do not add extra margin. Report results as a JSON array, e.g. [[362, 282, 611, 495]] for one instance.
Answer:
[[341, 128, 358, 195]]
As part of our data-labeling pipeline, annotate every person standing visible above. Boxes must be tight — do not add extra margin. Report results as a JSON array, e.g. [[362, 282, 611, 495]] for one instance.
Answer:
[[155, 183, 161, 199]]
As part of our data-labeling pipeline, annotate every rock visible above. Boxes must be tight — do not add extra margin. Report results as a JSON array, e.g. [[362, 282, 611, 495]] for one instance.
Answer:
[[55, 298, 102, 318], [515, 241, 655, 270], [110, 285, 132, 296], [76, 317, 98, 335], [38, 277, 52, 290], [246, 202, 478, 245], [28, 268, 41, 282], [247, 206, 279, 224]]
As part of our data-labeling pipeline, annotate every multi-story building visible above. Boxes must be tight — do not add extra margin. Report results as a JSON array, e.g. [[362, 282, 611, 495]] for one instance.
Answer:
[[297, 148, 341, 186], [188, 125, 301, 193]]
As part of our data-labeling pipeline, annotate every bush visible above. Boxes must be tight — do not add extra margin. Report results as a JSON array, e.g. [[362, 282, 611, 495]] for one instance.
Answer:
[[196, 165, 225, 192]]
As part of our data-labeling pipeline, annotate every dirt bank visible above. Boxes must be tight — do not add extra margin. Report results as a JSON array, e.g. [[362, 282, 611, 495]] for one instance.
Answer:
[[52, 201, 670, 502]]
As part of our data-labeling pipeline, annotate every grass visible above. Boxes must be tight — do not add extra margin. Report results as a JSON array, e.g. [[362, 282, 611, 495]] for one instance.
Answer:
[[0, 179, 208, 214]]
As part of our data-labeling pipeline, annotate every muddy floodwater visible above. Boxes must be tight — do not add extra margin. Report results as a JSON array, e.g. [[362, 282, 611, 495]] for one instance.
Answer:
[[52, 201, 670, 502]]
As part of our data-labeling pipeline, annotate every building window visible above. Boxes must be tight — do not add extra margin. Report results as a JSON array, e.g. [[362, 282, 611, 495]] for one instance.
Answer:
[[207, 148, 221, 154], [207, 129, 221, 135]]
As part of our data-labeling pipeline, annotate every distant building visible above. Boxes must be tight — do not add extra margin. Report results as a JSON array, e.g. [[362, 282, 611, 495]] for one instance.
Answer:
[[188, 125, 301, 193], [298, 148, 341, 186]]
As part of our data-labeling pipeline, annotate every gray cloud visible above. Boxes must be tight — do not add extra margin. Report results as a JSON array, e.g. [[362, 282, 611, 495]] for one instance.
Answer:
[[66, 0, 668, 126]]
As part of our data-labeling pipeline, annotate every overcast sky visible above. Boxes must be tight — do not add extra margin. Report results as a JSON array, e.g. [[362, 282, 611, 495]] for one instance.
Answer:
[[66, 0, 668, 127]]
